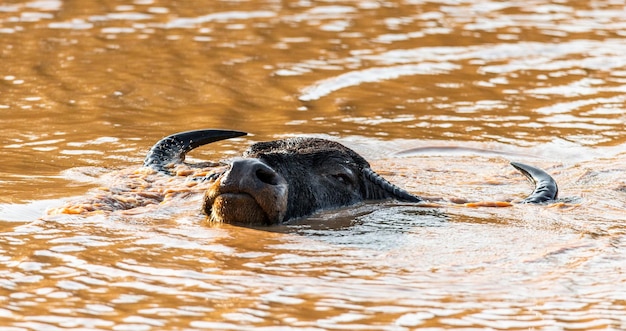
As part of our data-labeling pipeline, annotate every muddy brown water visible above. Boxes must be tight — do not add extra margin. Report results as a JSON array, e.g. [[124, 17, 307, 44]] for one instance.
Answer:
[[1, 0, 626, 330]]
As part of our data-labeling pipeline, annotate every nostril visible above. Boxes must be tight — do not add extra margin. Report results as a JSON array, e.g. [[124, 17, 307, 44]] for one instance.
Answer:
[[226, 159, 282, 188], [255, 167, 279, 186]]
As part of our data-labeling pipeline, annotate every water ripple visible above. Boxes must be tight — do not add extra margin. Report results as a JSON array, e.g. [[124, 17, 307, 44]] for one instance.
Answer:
[[1, 0, 626, 329], [299, 63, 459, 101]]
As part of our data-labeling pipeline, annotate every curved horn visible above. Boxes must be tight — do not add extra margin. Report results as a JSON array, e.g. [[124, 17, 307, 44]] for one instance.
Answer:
[[510, 162, 558, 203], [144, 129, 247, 172], [362, 168, 423, 203]]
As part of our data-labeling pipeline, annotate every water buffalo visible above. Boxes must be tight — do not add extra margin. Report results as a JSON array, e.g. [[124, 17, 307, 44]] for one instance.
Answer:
[[144, 129, 558, 226]]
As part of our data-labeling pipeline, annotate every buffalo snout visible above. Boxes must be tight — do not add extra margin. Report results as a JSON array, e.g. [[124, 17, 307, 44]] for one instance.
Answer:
[[203, 159, 289, 225], [223, 159, 281, 189]]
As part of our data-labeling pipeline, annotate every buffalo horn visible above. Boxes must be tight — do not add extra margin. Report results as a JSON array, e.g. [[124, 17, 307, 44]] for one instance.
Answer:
[[144, 129, 247, 173], [362, 168, 423, 203], [510, 162, 558, 203]]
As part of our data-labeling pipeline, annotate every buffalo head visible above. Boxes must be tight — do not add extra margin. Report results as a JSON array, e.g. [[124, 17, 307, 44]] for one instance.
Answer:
[[144, 129, 558, 226], [144, 129, 421, 225], [205, 137, 423, 225]]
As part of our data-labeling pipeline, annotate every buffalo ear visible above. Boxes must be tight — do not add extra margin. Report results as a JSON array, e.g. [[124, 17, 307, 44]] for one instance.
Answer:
[[361, 168, 423, 203]]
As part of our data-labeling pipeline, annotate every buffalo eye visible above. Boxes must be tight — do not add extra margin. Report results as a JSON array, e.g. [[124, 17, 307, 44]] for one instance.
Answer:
[[333, 173, 351, 184], [330, 168, 356, 186]]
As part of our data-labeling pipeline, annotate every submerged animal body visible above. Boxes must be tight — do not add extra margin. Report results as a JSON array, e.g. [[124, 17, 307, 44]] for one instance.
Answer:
[[142, 129, 559, 226]]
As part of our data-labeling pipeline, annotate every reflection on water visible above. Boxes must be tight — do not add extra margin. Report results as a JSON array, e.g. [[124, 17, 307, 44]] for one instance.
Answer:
[[1, 196, 625, 330], [2, 0, 626, 329]]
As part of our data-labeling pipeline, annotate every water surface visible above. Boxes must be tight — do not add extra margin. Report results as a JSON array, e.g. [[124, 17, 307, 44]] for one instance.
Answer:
[[1, 0, 626, 329]]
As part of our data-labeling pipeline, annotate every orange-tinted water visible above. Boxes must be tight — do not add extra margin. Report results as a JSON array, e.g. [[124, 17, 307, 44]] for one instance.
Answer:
[[1, 0, 626, 329]]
